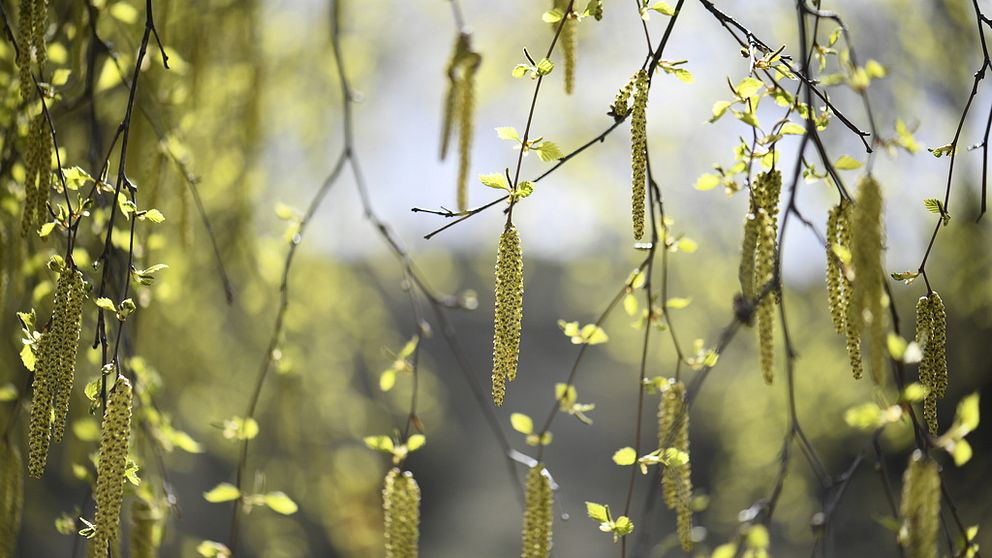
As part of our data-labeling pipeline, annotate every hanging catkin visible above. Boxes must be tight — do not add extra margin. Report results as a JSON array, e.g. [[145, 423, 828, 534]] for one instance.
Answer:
[[751, 170, 781, 384], [739, 213, 758, 301], [611, 75, 635, 119], [849, 176, 886, 384], [825, 204, 851, 334], [898, 452, 939, 558], [630, 70, 648, 240], [129, 498, 162, 558], [658, 382, 693, 552], [916, 292, 947, 435], [492, 225, 523, 406], [521, 464, 552, 558], [89, 376, 133, 558], [51, 269, 86, 442], [553, 0, 576, 94], [383, 468, 420, 558], [439, 33, 481, 212], [28, 329, 55, 478], [1, 439, 24, 558]]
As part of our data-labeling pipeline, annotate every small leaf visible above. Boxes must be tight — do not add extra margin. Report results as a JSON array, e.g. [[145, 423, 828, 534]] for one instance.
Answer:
[[834, 155, 863, 170], [479, 173, 510, 191], [363, 435, 394, 452], [612, 447, 637, 466], [140, 209, 166, 223], [496, 127, 521, 142], [510, 413, 534, 435], [541, 9, 564, 23], [536, 58, 555, 76], [263, 491, 299, 515], [95, 298, 117, 312], [694, 173, 721, 191], [407, 434, 427, 452], [951, 439, 973, 466], [586, 501, 609, 522], [780, 122, 806, 135], [650, 1, 676, 16], [203, 483, 241, 503]]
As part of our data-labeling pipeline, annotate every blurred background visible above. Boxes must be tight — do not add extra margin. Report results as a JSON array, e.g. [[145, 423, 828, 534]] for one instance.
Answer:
[[1, 0, 991, 556]]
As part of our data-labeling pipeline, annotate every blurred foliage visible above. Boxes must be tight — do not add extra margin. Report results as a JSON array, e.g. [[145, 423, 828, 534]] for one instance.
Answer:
[[0, 1, 990, 558]]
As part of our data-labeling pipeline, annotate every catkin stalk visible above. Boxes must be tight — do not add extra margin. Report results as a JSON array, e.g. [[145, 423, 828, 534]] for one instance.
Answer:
[[521, 464, 552, 558], [630, 70, 648, 240], [658, 382, 693, 552], [898, 452, 940, 558], [383, 468, 420, 558], [90, 376, 133, 558], [0, 439, 24, 558], [492, 225, 523, 406]]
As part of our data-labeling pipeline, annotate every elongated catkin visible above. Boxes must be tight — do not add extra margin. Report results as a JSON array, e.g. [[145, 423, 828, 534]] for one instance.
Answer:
[[553, 0, 576, 94], [89, 376, 133, 558], [521, 464, 552, 558], [28, 330, 55, 478], [916, 292, 947, 434], [751, 171, 781, 384], [455, 53, 480, 212], [52, 269, 86, 442], [898, 452, 939, 558], [129, 498, 162, 558], [383, 468, 420, 558], [1, 439, 24, 558], [658, 382, 692, 552], [630, 70, 648, 240], [492, 225, 523, 406], [849, 176, 886, 384]]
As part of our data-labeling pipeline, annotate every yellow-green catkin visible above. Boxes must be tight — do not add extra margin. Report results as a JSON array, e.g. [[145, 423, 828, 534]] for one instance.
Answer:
[[849, 176, 886, 384], [456, 53, 480, 212], [916, 292, 947, 435], [28, 330, 55, 478], [439, 34, 481, 212], [90, 376, 133, 558], [492, 225, 523, 406], [1, 439, 24, 558], [611, 76, 635, 119], [129, 498, 162, 558], [752, 170, 781, 384], [554, 0, 576, 94], [739, 214, 758, 301], [17, 0, 51, 237], [52, 269, 86, 442], [898, 452, 940, 558], [826, 203, 864, 379], [630, 69, 648, 240], [521, 464, 552, 558], [383, 468, 420, 558], [658, 382, 693, 552]]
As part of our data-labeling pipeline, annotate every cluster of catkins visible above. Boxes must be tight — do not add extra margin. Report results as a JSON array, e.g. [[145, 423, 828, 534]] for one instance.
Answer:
[[28, 264, 86, 477], [17, 0, 53, 236], [915, 292, 947, 434], [739, 170, 782, 384]]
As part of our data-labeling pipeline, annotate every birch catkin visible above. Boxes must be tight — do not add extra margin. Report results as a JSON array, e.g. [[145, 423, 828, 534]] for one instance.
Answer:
[[899, 452, 940, 558], [90, 376, 133, 558], [439, 33, 481, 212], [916, 292, 947, 434], [28, 329, 56, 478], [554, 0, 576, 94], [521, 464, 552, 558], [630, 70, 648, 240], [1, 439, 24, 558], [129, 498, 162, 558], [383, 468, 420, 558], [849, 176, 886, 384], [52, 269, 86, 442], [658, 382, 693, 552], [752, 170, 781, 384], [492, 225, 523, 406]]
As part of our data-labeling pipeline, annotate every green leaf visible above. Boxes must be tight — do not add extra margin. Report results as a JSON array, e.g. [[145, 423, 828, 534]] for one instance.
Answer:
[[694, 173, 721, 191], [579, 324, 609, 345], [512, 64, 531, 79], [890, 271, 920, 284], [536, 58, 555, 76], [95, 298, 117, 312], [196, 540, 232, 558], [51, 68, 72, 86], [951, 439, 973, 466], [709, 100, 733, 123], [955, 393, 980, 435], [780, 122, 806, 135], [407, 434, 427, 452], [535, 141, 563, 162], [514, 181, 535, 200], [263, 491, 299, 515], [901, 383, 929, 403], [203, 483, 241, 503], [650, 1, 676, 16], [542, 9, 564, 23], [834, 155, 863, 170], [928, 144, 954, 158], [665, 297, 692, 309], [586, 501, 609, 522], [735, 77, 764, 99], [496, 127, 520, 142], [676, 238, 698, 253], [379, 369, 396, 391], [479, 173, 510, 191], [510, 413, 534, 435], [612, 447, 637, 466], [140, 209, 166, 223], [363, 435, 394, 452]]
